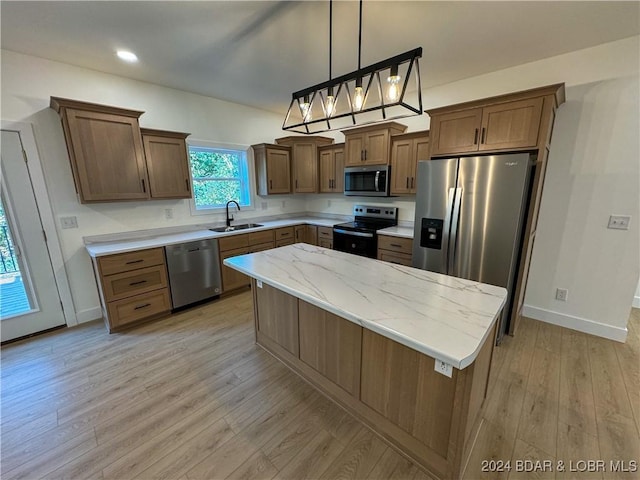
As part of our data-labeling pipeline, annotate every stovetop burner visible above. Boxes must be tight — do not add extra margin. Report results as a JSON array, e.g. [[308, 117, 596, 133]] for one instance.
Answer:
[[333, 205, 398, 233]]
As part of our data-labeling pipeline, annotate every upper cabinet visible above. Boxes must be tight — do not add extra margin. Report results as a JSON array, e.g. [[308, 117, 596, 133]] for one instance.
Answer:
[[343, 122, 407, 166], [141, 129, 191, 199], [50, 97, 149, 203], [428, 91, 550, 157], [275, 136, 333, 193], [390, 131, 429, 195], [318, 143, 345, 193], [252, 143, 291, 195]]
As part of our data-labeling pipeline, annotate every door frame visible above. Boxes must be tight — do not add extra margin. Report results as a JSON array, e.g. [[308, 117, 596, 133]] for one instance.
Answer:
[[2, 120, 77, 327]]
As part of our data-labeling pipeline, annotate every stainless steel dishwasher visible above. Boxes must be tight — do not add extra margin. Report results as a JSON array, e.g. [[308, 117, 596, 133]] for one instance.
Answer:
[[165, 239, 222, 309]]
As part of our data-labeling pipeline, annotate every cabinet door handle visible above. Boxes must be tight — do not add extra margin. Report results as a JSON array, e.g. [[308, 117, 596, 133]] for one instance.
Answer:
[[390, 243, 402, 248], [295, 179, 298, 189], [270, 180, 273, 190], [406, 177, 409, 189], [141, 179, 146, 193], [129, 280, 148, 286], [360, 150, 364, 161], [411, 177, 415, 189], [481, 127, 486, 144], [364, 149, 368, 161], [125, 259, 144, 265], [473, 128, 479, 145], [185, 179, 190, 192], [134, 303, 151, 310], [280, 232, 291, 236]]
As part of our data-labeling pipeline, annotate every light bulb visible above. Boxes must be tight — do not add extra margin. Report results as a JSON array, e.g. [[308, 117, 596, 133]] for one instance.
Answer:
[[353, 86, 364, 111], [325, 88, 336, 117], [299, 96, 311, 122], [387, 75, 401, 102], [387, 65, 401, 102]]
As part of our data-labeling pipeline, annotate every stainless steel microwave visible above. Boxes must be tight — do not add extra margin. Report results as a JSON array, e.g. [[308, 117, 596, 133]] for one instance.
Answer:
[[344, 165, 391, 197]]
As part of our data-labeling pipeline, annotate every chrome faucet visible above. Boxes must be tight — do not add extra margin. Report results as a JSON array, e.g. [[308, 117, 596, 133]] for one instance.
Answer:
[[225, 200, 240, 227]]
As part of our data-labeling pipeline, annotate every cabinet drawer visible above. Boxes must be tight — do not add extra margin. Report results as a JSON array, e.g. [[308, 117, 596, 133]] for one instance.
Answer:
[[377, 235, 413, 254], [103, 264, 168, 302], [251, 242, 274, 253], [275, 227, 294, 241], [377, 250, 412, 267], [107, 288, 171, 329], [219, 234, 249, 252], [98, 248, 165, 276], [318, 238, 333, 249], [317, 226, 333, 239], [248, 230, 274, 245]]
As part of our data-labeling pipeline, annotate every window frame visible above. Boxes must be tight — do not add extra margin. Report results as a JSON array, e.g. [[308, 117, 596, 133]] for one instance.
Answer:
[[187, 140, 255, 216]]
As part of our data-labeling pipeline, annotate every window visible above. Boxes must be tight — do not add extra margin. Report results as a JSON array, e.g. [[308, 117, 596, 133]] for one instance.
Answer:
[[188, 143, 252, 213]]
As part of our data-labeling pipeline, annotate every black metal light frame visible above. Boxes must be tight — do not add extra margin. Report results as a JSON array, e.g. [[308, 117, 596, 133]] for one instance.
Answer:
[[282, 0, 423, 134]]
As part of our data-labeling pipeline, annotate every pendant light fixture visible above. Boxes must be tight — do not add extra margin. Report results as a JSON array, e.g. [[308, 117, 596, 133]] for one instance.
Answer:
[[283, 0, 423, 134]]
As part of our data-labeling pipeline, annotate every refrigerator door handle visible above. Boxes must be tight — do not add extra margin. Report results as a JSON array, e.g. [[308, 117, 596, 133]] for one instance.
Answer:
[[448, 187, 463, 274], [442, 187, 456, 274]]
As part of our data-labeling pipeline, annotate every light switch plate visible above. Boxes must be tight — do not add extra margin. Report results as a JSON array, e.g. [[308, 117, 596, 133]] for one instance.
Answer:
[[608, 215, 631, 230], [60, 216, 78, 229]]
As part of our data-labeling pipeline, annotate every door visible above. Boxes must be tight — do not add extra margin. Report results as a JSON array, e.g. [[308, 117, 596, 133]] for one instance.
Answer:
[[344, 134, 364, 166], [430, 109, 482, 156], [292, 143, 317, 193], [411, 158, 459, 273], [142, 133, 191, 199], [0, 130, 65, 341], [333, 147, 344, 192], [390, 139, 413, 194], [363, 130, 389, 165], [451, 154, 531, 338], [266, 149, 290, 194], [318, 149, 334, 192], [478, 98, 543, 151]]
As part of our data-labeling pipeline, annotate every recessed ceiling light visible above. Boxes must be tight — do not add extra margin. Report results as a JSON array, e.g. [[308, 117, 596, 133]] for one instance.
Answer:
[[116, 50, 138, 63]]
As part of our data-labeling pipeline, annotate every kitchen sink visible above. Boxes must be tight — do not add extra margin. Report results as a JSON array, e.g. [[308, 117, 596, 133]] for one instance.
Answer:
[[209, 223, 263, 233]]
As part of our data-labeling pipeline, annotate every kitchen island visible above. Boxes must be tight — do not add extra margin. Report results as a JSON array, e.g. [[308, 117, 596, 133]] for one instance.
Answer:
[[224, 244, 507, 479]]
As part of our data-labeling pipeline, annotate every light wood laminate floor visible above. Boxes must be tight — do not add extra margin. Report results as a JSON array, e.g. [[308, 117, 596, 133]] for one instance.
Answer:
[[1, 291, 638, 479]]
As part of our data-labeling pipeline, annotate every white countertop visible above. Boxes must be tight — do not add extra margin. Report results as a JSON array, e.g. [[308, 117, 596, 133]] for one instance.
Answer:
[[224, 243, 507, 369], [84, 217, 342, 257], [377, 225, 414, 239]]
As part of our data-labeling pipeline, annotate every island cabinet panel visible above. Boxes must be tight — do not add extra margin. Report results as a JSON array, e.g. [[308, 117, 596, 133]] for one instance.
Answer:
[[255, 282, 299, 356], [361, 330, 457, 458], [298, 300, 362, 396]]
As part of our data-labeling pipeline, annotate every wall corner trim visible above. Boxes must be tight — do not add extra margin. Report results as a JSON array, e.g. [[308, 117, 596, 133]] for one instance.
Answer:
[[633, 296, 640, 309], [522, 304, 628, 343]]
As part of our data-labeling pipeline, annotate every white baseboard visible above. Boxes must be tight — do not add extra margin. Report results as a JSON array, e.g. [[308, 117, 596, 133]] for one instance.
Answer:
[[633, 296, 640, 309], [75, 306, 103, 324], [522, 305, 628, 343]]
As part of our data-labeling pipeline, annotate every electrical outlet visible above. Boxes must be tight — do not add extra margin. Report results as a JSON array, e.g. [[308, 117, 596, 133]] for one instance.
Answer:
[[556, 288, 568, 302], [608, 215, 631, 230], [164, 208, 173, 220], [434, 359, 453, 378], [60, 216, 78, 229]]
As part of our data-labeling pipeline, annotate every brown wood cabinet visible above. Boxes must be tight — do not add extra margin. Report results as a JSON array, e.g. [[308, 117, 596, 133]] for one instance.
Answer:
[[141, 128, 191, 199], [255, 282, 299, 356], [50, 97, 149, 203], [318, 143, 345, 193], [219, 230, 276, 292], [275, 136, 334, 193], [299, 300, 362, 396], [343, 122, 407, 166], [275, 226, 295, 247], [377, 235, 413, 266], [429, 97, 544, 157], [427, 84, 565, 335], [252, 144, 291, 195], [93, 247, 171, 332], [390, 131, 429, 195], [294, 224, 318, 245], [317, 226, 333, 249]]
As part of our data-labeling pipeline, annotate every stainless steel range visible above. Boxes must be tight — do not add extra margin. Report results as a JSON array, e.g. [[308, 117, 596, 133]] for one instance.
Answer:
[[333, 205, 398, 258]]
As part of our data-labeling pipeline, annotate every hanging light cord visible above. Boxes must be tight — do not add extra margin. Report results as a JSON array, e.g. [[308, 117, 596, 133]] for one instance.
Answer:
[[329, 0, 333, 81], [357, 0, 362, 70]]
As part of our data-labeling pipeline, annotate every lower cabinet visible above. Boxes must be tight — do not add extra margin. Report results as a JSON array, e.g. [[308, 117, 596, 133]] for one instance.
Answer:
[[295, 224, 319, 245], [299, 300, 362, 396], [377, 234, 413, 266], [94, 247, 171, 332], [275, 226, 295, 247], [219, 230, 276, 293], [317, 226, 333, 249], [220, 246, 251, 292], [255, 282, 299, 356]]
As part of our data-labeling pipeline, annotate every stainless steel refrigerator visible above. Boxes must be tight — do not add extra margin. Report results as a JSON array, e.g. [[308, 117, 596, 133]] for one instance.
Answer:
[[412, 153, 534, 341]]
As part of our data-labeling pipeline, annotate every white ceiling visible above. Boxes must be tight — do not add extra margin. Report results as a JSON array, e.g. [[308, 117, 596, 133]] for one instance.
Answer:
[[2, 1, 638, 114]]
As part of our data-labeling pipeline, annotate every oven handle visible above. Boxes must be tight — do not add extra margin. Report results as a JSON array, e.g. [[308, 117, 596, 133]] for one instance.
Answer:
[[333, 229, 374, 238]]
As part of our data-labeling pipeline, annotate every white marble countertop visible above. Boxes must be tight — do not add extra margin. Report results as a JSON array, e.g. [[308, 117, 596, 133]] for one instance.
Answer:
[[224, 243, 507, 369], [85, 217, 343, 257], [377, 225, 414, 239]]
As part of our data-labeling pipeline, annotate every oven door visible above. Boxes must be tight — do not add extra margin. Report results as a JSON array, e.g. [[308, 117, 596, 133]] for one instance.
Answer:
[[333, 228, 378, 258]]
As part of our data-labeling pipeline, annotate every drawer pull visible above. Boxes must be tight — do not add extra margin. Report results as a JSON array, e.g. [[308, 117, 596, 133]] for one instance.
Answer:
[[474, 128, 479, 145], [134, 303, 151, 310], [280, 232, 291, 236], [129, 280, 148, 286], [390, 243, 403, 248], [125, 259, 144, 265]]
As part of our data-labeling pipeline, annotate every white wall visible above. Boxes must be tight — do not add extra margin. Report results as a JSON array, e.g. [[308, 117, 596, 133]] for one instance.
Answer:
[[634, 280, 640, 309], [2, 36, 639, 340]]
